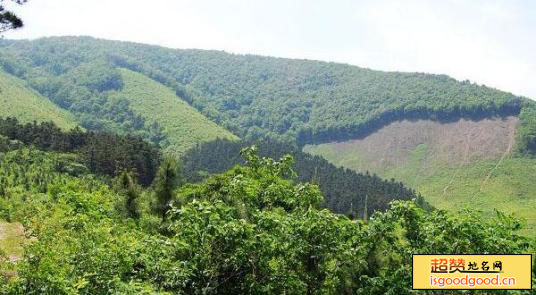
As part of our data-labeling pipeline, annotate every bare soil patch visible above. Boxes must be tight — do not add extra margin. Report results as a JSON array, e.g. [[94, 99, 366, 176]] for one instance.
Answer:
[[327, 116, 519, 173]]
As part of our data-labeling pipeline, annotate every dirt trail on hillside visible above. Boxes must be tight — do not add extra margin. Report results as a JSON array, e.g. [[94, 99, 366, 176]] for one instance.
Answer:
[[478, 121, 517, 193], [442, 133, 471, 197]]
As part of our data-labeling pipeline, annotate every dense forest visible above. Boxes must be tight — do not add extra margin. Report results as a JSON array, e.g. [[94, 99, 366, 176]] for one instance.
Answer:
[[182, 138, 422, 216], [1, 144, 534, 294], [0, 117, 160, 186], [0, 37, 534, 155], [519, 104, 536, 154], [0, 117, 417, 216]]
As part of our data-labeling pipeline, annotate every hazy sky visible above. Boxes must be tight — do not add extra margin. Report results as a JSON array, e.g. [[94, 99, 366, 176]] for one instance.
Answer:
[[4, 0, 536, 99]]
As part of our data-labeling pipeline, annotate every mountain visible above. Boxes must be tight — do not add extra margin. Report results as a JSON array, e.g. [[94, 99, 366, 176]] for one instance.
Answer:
[[0, 70, 77, 130], [0, 38, 238, 154], [0, 36, 535, 293], [0, 36, 535, 233], [0, 36, 534, 153]]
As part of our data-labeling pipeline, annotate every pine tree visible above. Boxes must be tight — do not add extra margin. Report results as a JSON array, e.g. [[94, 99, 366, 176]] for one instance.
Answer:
[[151, 156, 181, 222], [117, 171, 141, 219], [363, 194, 368, 222]]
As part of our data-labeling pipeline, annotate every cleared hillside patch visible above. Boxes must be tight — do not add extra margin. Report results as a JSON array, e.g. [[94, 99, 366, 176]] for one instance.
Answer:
[[108, 68, 238, 155], [0, 71, 78, 130], [0, 221, 24, 263], [304, 116, 536, 234], [304, 117, 519, 174]]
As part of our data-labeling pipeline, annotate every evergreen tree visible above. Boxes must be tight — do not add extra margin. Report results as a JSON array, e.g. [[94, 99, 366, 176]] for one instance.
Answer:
[[0, 117, 161, 185], [181, 138, 421, 215], [116, 171, 141, 219], [151, 156, 181, 221]]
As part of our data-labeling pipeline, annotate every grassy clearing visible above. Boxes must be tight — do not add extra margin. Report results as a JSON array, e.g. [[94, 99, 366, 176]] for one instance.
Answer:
[[305, 144, 536, 235], [0, 70, 78, 130], [0, 221, 24, 261], [416, 157, 536, 235], [109, 68, 238, 155]]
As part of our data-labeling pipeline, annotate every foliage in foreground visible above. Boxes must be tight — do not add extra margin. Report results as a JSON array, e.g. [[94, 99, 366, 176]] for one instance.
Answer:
[[182, 138, 420, 216], [0, 148, 534, 294]]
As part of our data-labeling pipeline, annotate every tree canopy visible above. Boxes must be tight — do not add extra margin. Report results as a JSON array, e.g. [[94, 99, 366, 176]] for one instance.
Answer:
[[181, 138, 421, 216], [0, 36, 534, 155], [1, 146, 533, 294], [0, 117, 161, 186]]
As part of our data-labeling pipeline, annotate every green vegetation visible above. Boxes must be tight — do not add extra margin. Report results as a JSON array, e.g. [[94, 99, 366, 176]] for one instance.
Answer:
[[0, 70, 77, 130], [151, 156, 182, 221], [0, 116, 418, 220], [305, 142, 536, 235], [0, 36, 534, 155], [518, 103, 536, 156], [109, 68, 237, 155], [0, 40, 236, 154], [0, 36, 534, 293], [415, 157, 536, 235], [0, 145, 533, 294], [0, 221, 24, 260], [182, 139, 420, 216], [0, 117, 161, 186]]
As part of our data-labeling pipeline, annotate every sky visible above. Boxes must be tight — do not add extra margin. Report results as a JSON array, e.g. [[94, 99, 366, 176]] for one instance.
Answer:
[[4, 0, 536, 99]]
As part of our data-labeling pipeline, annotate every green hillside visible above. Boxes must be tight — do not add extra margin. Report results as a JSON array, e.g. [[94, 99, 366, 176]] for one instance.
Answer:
[[0, 36, 534, 155], [304, 117, 536, 234], [108, 68, 238, 155], [0, 70, 77, 130], [417, 157, 536, 234], [307, 144, 536, 234], [1, 36, 535, 233]]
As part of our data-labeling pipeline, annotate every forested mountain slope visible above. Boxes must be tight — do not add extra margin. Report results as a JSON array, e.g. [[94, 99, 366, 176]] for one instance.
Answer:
[[0, 118, 415, 216], [181, 139, 422, 216], [0, 38, 238, 154], [0, 36, 534, 155], [1, 36, 535, 234], [0, 70, 77, 130]]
